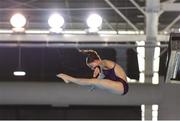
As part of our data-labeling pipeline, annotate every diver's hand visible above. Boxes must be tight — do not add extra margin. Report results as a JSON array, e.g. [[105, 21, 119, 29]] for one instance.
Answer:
[[93, 66, 100, 78], [56, 73, 71, 83]]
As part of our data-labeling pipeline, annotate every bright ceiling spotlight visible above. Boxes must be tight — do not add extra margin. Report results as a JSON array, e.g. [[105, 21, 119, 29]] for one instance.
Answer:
[[13, 45, 26, 77], [13, 71, 26, 76], [48, 13, 64, 30], [10, 13, 27, 28], [86, 13, 102, 32]]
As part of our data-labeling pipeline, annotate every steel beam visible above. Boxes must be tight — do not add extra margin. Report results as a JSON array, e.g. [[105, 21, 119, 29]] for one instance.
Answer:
[[163, 15, 180, 32], [159, 0, 176, 15], [0, 7, 141, 11], [104, 0, 139, 31], [161, 3, 180, 11], [129, 0, 145, 15], [0, 33, 169, 42]]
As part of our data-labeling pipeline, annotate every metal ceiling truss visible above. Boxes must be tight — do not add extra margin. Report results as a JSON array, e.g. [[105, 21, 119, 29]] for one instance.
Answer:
[[104, 0, 139, 31], [159, 0, 176, 15], [163, 15, 180, 32], [7, 0, 38, 8], [129, 0, 145, 15]]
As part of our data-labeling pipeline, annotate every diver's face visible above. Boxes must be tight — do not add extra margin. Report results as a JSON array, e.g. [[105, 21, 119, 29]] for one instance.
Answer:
[[87, 61, 99, 70]]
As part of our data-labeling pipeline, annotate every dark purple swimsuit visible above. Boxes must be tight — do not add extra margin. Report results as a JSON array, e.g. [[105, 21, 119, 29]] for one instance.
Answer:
[[102, 63, 129, 95]]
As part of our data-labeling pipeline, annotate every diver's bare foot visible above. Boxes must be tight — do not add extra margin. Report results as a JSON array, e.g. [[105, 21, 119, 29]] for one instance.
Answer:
[[57, 73, 75, 83]]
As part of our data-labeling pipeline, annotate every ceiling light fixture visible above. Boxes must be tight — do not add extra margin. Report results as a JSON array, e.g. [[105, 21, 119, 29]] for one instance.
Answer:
[[48, 13, 64, 33], [86, 13, 102, 32], [10, 13, 27, 32]]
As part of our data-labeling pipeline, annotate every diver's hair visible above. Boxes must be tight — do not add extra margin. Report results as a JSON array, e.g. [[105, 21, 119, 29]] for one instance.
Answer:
[[79, 49, 101, 63]]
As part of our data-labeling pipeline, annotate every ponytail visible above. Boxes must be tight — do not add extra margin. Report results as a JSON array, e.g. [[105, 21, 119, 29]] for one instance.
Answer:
[[79, 49, 101, 63]]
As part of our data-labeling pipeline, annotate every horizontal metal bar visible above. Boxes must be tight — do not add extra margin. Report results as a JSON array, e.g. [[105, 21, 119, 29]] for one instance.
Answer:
[[161, 3, 180, 11], [0, 43, 168, 48], [0, 7, 143, 12], [0, 34, 169, 42]]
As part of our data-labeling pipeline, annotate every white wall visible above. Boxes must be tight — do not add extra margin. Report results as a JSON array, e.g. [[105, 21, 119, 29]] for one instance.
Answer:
[[159, 83, 180, 120], [0, 81, 179, 119]]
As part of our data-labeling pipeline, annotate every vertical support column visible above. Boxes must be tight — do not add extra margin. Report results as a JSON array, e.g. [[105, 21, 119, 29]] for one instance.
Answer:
[[145, 0, 160, 83]]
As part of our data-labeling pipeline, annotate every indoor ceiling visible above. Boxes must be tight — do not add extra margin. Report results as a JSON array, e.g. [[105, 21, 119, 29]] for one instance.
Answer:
[[0, 0, 179, 31]]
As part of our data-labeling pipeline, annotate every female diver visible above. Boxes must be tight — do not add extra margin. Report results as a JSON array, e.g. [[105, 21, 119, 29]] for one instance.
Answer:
[[57, 50, 129, 95]]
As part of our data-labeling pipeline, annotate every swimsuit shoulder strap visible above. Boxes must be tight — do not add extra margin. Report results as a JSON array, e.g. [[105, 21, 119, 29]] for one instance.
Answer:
[[112, 62, 116, 69]]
